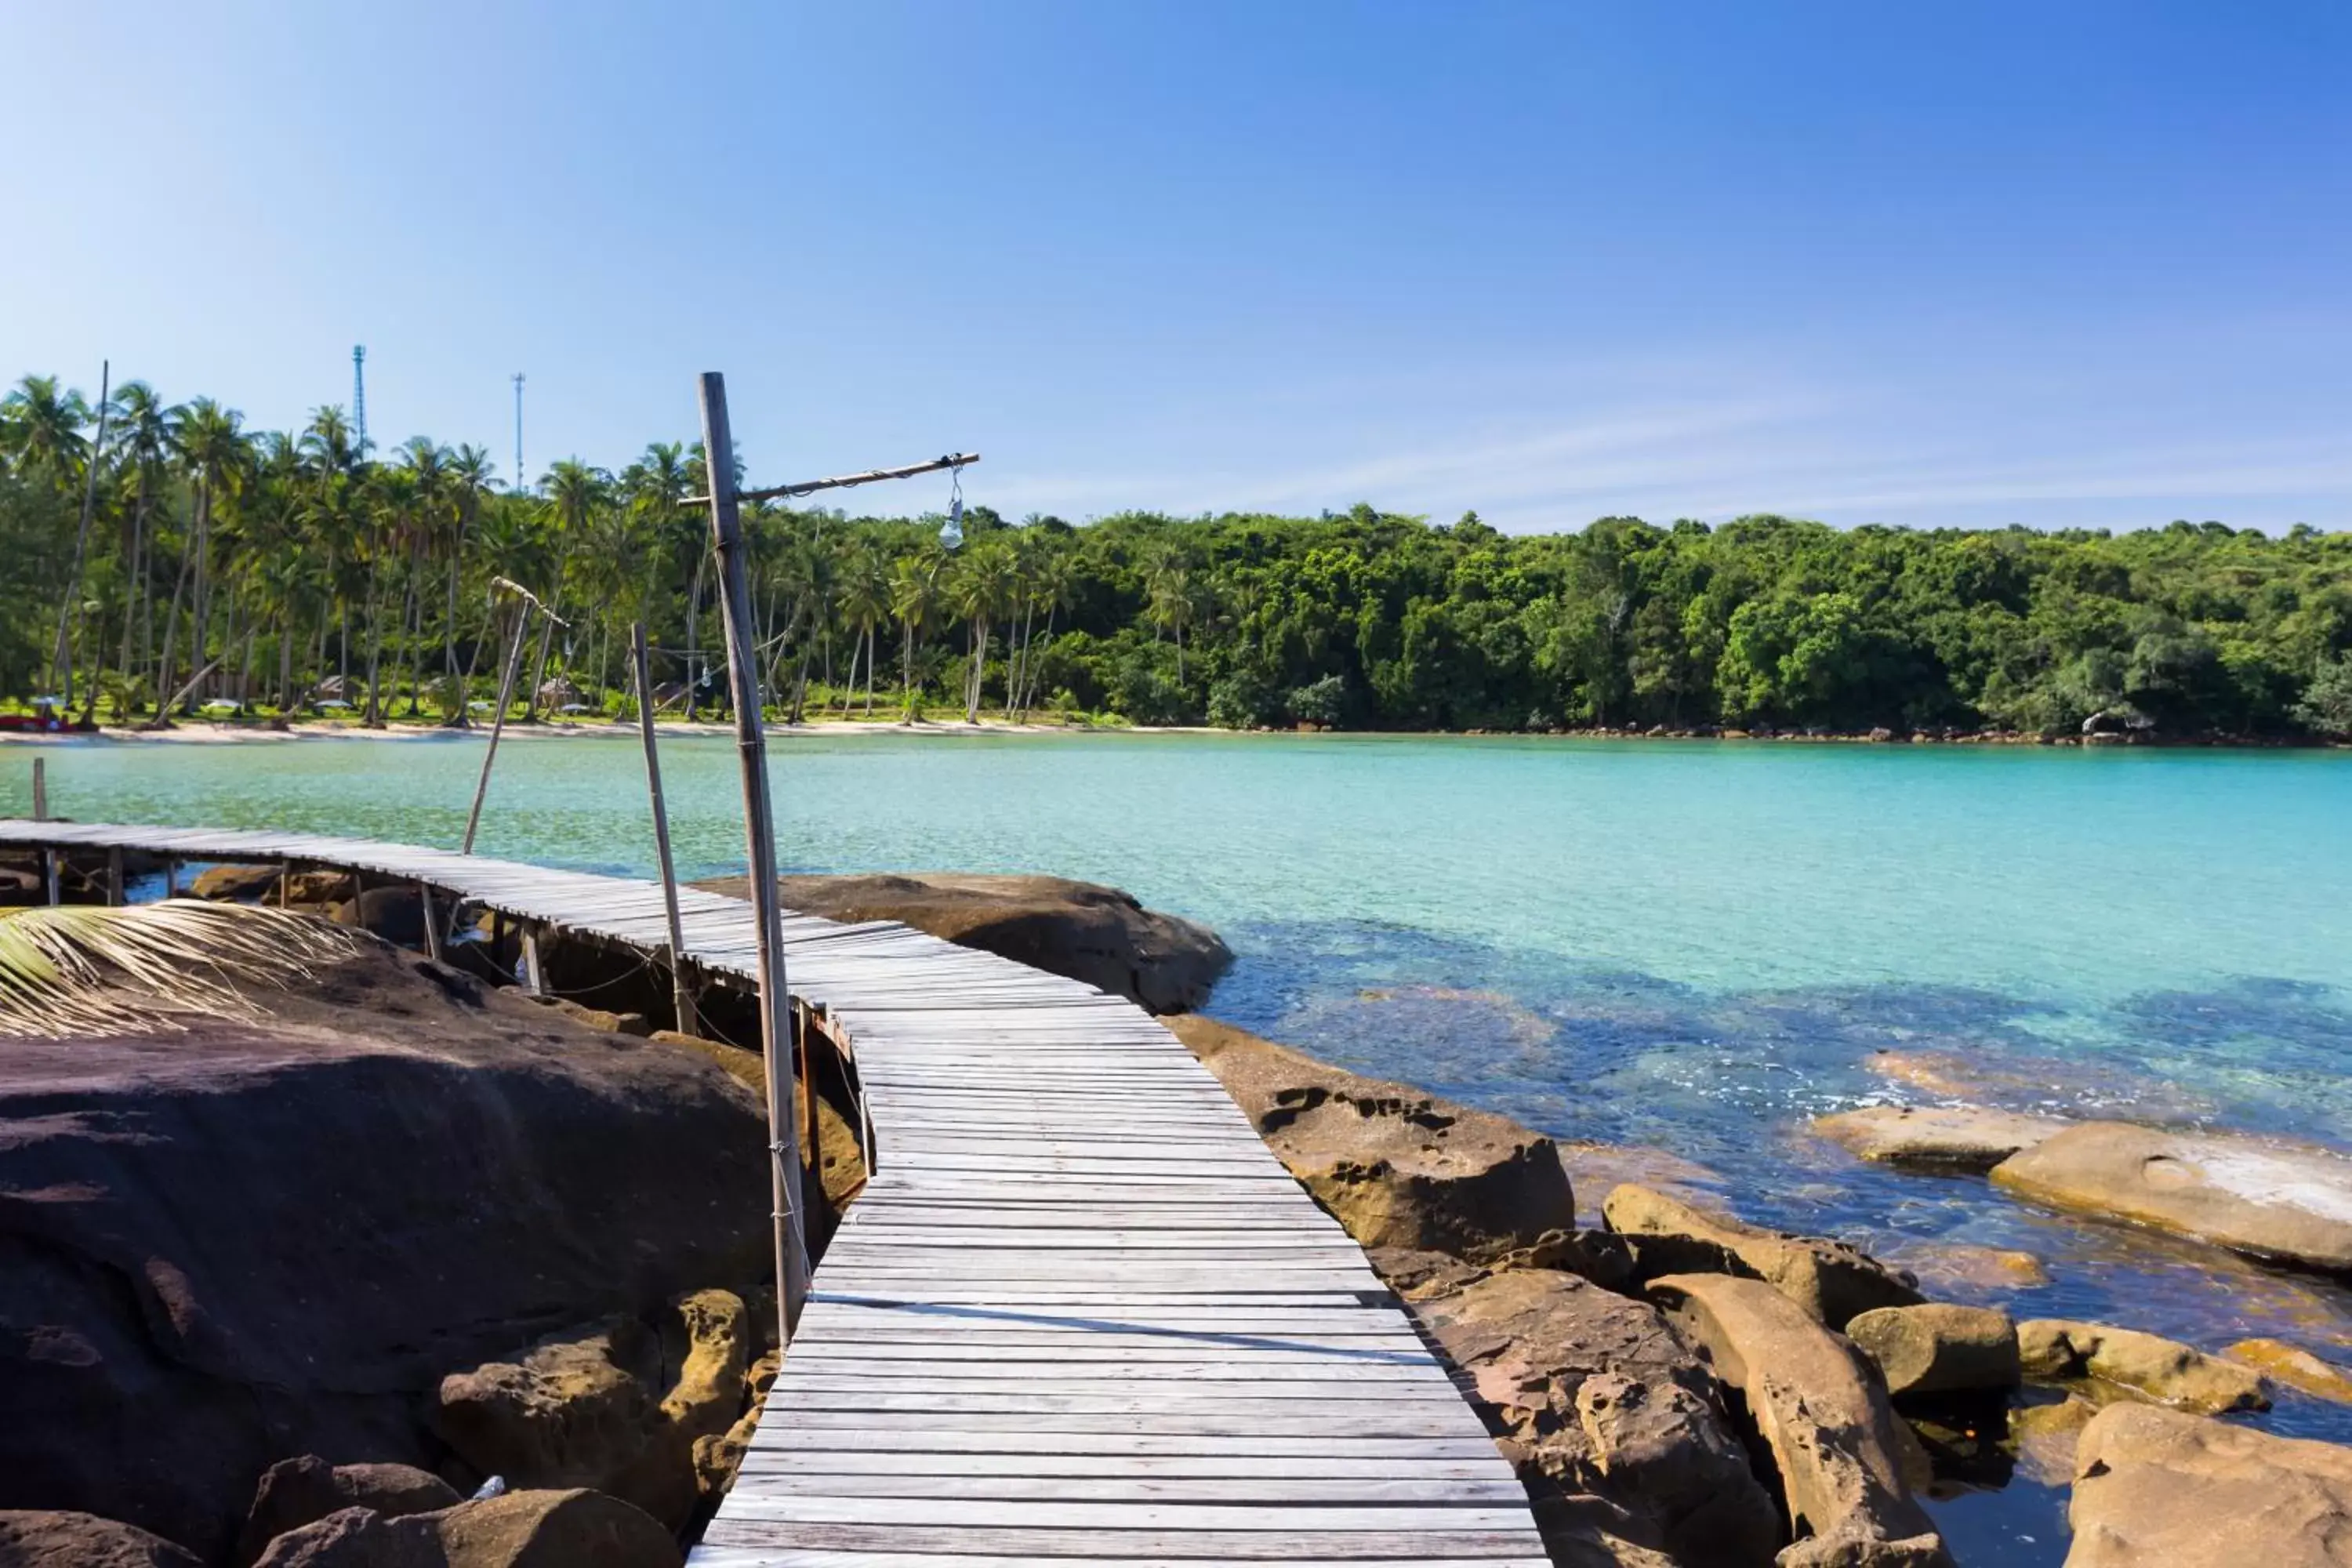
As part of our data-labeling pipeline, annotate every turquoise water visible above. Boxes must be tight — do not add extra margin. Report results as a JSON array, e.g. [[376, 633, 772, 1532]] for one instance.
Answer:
[[11, 730, 2352, 1560]]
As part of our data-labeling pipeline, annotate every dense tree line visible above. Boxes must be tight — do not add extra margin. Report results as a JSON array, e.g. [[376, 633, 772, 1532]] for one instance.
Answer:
[[4, 372, 2349, 739]]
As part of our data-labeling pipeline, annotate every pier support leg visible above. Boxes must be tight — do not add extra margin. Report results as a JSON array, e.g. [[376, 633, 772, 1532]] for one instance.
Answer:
[[420, 884, 443, 962], [521, 928, 545, 995], [106, 848, 123, 907]]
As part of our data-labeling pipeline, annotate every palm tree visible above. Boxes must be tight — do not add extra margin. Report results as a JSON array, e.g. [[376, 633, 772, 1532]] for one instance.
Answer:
[[154, 397, 249, 717], [891, 548, 946, 722], [0, 901, 358, 1037], [0, 375, 91, 492], [300, 405, 361, 691], [626, 444, 695, 713], [442, 446, 496, 720], [837, 543, 892, 717], [949, 539, 1018, 724], [395, 438, 451, 715], [531, 459, 605, 718], [109, 383, 183, 713], [1144, 544, 1196, 684]]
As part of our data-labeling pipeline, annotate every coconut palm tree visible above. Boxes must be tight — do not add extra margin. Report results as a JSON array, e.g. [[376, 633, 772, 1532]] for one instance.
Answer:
[[950, 539, 1018, 724], [154, 397, 249, 717], [442, 445, 496, 719], [0, 375, 91, 492], [529, 459, 605, 718], [891, 548, 946, 722], [109, 383, 183, 713], [837, 542, 893, 717]]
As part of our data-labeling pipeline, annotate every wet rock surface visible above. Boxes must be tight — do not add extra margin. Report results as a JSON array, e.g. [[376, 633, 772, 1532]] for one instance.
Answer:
[[1646, 1272, 1954, 1567], [699, 870, 1232, 1013], [2018, 1319, 2270, 1414], [1171, 1014, 1577, 1254], [1813, 1105, 2069, 1171], [2066, 1403, 2352, 1567], [1991, 1122, 2352, 1273], [2227, 1338, 2352, 1406], [1604, 1183, 1924, 1330], [0, 938, 769, 1558]]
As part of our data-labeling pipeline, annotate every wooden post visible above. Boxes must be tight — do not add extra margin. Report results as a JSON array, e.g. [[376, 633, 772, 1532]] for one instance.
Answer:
[[106, 848, 124, 907], [698, 371, 811, 1341], [165, 858, 179, 898], [32, 758, 56, 905], [280, 862, 292, 908], [420, 885, 444, 962], [631, 622, 698, 1035], [462, 604, 531, 855], [521, 928, 545, 995]]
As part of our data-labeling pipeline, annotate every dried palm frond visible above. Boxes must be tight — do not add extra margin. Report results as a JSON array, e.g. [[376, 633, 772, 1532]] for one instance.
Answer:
[[0, 900, 361, 1038]]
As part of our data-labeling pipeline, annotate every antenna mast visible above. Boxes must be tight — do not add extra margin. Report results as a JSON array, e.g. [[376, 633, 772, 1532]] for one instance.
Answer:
[[513, 372, 526, 492], [352, 345, 367, 455]]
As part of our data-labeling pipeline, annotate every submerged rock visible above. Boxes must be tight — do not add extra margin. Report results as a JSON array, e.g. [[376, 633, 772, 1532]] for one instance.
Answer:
[[2225, 1338, 2352, 1406], [1991, 1122, 2352, 1272], [1603, 1184, 1923, 1330], [1813, 1105, 2068, 1172], [0, 937, 768, 1557], [2018, 1319, 2270, 1414], [1393, 1259, 1780, 1568], [1171, 1015, 1576, 1254], [0, 1511, 201, 1567], [2065, 1403, 2352, 1566], [1646, 1273, 1953, 1567], [697, 870, 1232, 1013], [1845, 1304, 2020, 1396]]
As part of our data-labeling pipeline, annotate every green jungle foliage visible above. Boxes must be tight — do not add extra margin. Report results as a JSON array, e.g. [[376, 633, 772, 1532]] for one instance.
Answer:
[[4, 373, 2349, 738]]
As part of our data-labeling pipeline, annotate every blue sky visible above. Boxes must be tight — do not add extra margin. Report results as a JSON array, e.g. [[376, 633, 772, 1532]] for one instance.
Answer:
[[4, 1, 2347, 532]]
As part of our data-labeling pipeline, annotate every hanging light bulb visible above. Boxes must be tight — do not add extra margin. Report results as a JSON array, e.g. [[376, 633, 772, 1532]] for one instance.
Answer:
[[939, 466, 966, 550]]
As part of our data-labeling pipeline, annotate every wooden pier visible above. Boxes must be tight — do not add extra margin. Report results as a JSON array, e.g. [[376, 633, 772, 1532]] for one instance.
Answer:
[[0, 820, 1546, 1566]]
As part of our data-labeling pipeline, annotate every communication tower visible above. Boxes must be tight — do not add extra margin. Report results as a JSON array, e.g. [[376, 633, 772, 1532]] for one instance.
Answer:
[[352, 345, 368, 455]]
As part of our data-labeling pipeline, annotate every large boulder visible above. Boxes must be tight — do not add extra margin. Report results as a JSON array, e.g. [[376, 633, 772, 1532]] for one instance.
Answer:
[[1646, 1274, 1952, 1567], [0, 1512, 201, 1567], [1603, 1185, 1922, 1330], [697, 871, 1232, 1013], [1812, 1106, 2068, 1172], [0, 937, 769, 1559], [2064, 1403, 2352, 1566], [251, 1489, 679, 1568], [236, 1459, 460, 1566], [1845, 1304, 2020, 1396], [1171, 1015, 1576, 1255], [2018, 1319, 2270, 1414], [1991, 1122, 2352, 1272], [1387, 1256, 1779, 1568]]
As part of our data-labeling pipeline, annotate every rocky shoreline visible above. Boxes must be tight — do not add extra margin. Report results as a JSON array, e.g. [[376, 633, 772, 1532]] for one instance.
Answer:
[[5, 865, 2350, 1566]]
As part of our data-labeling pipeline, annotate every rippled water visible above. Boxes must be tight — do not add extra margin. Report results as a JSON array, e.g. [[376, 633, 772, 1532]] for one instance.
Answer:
[[13, 729, 2352, 1560]]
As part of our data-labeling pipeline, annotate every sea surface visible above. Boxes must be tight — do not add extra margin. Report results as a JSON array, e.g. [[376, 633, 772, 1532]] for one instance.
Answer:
[[13, 729, 2352, 1562]]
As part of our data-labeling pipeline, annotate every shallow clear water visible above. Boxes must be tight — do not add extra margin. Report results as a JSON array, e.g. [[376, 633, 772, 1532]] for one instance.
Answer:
[[13, 730, 2352, 1560]]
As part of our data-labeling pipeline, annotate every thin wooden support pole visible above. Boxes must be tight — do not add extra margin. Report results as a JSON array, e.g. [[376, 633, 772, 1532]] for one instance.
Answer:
[[420, 884, 443, 962], [463, 604, 531, 855], [521, 928, 545, 995], [698, 370, 811, 1342], [165, 858, 179, 898], [105, 848, 124, 907], [632, 622, 698, 1034], [31, 757, 46, 820], [280, 862, 292, 908]]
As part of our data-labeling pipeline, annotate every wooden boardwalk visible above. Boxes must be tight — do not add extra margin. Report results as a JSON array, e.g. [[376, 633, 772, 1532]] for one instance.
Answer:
[[0, 819, 1545, 1566]]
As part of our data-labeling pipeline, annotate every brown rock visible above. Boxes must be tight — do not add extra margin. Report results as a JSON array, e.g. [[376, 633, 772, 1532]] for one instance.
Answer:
[[697, 870, 1232, 1014], [1171, 1016, 1576, 1256], [1603, 1185, 1923, 1330], [525, 996, 651, 1036], [252, 1489, 680, 1568], [0, 1512, 201, 1567], [1405, 1265, 1780, 1567], [189, 864, 285, 901], [2226, 1338, 2352, 1405], [1646, 1273, 1952, 1568], [236, 1457, 461, 1566], [1812, 1105, 2068, 1172], [2065, 1403, 2352, 1566], [0, 938, 767, 1559], [1991, 1121, 2352, 1272], [2008, 1396, 2099, 1487], [690, 1347, 780, 1502], [648, 1033, 867, 1212], [435, 1322, 661, 1499], [2018, 1319, 2270, 1413], [1845, 1304, 2020, 1396]]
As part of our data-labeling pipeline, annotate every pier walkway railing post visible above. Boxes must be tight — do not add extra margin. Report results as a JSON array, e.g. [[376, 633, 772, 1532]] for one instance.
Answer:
[[632, 621, 699, 1035], [699, 371, 811, 1343]]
